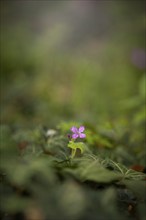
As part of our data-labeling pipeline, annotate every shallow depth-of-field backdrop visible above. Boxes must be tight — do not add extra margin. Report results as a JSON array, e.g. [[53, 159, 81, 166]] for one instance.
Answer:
[[0, 1, 146, 220], [1, 1, 145, 126]]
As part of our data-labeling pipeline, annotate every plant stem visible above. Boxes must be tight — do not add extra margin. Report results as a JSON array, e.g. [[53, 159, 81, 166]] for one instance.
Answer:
[[71, 148, 76, 158]]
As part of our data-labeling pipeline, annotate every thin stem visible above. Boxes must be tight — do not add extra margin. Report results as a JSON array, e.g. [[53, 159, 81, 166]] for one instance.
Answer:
[[71, 148, 76, 159], [111, 160, 124, 174]]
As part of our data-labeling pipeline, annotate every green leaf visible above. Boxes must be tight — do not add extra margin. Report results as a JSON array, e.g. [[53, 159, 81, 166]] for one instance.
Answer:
[[80, 165, 123, 183], [68, 141, 86, 154], [65, 158, 123, 183]]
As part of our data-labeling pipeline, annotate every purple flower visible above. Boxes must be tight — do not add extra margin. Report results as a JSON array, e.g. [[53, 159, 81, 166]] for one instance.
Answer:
[[70, 126, 86, 139]]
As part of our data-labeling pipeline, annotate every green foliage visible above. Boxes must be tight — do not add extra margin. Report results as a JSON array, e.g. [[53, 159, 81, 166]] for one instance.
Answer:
[[85, 128, 113, 148], [0, 122, 145, 220], [58, 121, 81, 133], [0, 2, 145, 219]]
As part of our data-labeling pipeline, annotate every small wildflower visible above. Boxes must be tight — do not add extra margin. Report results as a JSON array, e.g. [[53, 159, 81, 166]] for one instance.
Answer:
[[70, 126, 86, 139]]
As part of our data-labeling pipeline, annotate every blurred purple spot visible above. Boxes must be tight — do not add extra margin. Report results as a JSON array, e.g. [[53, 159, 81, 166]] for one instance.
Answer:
[[131, 48, 146, 70], [67, 134, 71, 139]]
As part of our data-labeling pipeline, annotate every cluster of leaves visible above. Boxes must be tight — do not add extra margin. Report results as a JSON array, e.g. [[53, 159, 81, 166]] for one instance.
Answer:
[[0, 122, 146, 220]]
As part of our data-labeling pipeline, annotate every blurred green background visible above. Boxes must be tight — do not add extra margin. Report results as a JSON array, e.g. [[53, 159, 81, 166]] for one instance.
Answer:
[[0, 0, 145, 127]]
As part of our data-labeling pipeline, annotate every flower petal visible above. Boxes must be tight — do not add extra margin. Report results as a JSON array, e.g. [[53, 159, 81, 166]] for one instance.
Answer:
[[79, 126, 85, 133], [79, 133, 86, 138], [72, 134, 79, 139], [71, 126, 78, 133]]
